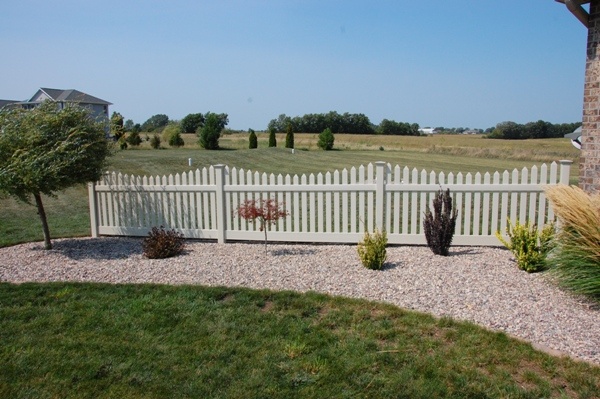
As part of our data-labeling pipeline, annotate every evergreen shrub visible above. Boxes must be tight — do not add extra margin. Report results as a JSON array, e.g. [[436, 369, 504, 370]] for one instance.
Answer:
[[357, 229, 387, 270]]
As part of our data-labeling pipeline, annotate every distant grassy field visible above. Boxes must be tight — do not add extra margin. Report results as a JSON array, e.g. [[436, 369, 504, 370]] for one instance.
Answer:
[[0, 134, 579, 248]]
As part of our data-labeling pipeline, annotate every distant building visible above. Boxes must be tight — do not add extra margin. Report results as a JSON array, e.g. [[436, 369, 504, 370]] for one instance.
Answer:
[[418, 127, 437, 135], [0, 87, 111, 121]]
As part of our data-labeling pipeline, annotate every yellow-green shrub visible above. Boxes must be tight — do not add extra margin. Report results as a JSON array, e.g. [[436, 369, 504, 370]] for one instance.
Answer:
[[496, 220, 554, 273], [357, 229, 388, 270]]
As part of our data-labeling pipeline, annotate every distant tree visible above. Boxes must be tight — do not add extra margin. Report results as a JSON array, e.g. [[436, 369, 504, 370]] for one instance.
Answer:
[[249, 128, 258, 149], [268, 127, 277, 147], [131, 123, 142, 134], [181, 113, 205, 133], [488, 121, 524, 139], [318, 128, 335, 150], [162, 123, 184, 147], [161, 123, 182, 142], [198, 113, 224, 150], [142, 114, 169, 132], [285, 123, 294, 149], [268, 114, 292, 133], [150, 134, 161, 149], [213, 113, 229, 131], [0, 102, 112, 249], [169, 131, 184, 147], [110, 111, 125, 141], [126, 130, 142, 146], [124, 119, 134, 132], [525, 120, 554, 139]]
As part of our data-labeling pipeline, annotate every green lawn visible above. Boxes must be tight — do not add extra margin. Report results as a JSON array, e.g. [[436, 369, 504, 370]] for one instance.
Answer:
[[1, 283, 598, 399]]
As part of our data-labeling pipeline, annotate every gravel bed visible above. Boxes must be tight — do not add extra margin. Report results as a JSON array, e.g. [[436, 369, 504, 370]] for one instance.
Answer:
[[1, 237, 599, 365]]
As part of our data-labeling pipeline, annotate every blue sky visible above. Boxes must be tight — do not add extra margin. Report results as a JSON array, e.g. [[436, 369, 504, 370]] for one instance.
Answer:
[[0, 1, 589, 130]]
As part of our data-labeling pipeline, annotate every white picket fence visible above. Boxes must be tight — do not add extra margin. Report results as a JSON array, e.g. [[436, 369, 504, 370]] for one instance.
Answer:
[[88, 160, 572, 246]]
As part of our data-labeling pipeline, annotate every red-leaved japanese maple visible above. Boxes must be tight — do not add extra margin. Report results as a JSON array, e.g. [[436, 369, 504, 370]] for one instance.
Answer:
[[236, 198, 288, 253]]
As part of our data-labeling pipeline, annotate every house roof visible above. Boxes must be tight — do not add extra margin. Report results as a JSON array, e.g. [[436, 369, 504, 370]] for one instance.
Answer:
[[564, 126, 582, 139], [33, 88, 112, 105], [0, 99, 20, 109]]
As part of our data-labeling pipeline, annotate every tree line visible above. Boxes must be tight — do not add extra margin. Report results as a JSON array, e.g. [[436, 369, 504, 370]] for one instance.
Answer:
[[115, 110, 582, 141], [486, 120, 581, 140], [267, 112, 423, 136]]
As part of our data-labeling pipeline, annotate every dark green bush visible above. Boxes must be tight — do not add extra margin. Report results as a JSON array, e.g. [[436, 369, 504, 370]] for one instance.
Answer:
[[423, 188, 457, 256], [168, 131, 184, 147], [126, 131, 142, 146], [268, 127, 277, 147], [249, 129, 258, 149], [142, 226, 185, 259], [285, 123, 294, 149], [317, 128, 335, 151], [150, 134, 161, 149]]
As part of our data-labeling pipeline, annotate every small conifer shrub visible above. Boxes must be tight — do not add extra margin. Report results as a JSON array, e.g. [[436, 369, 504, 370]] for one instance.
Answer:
[[126, 130, 143, 146], [168, 131, 184, 147], [142, 226, 185, 259], [423, 188, 457, 256], [249, 129, 258, 149], [357, 229, 388, 270], [285, 123, 294, 149], [268, 127, 277, 147], [150, 134, 161, 149], [317, 128, 335, 150]]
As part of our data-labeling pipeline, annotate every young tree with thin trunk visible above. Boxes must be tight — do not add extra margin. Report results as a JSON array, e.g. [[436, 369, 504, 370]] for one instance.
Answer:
[[236, 198, 288, 253], [0, 101, 112, 249]]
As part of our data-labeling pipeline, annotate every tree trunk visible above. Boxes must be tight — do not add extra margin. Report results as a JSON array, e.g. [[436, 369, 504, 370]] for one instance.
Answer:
[[33, 192, 52, 250], [263, 225, 268, 254]]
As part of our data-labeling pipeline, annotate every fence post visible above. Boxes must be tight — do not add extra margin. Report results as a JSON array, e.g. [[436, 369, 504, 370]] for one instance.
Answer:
[[375, 161, 386, 232], [88, 182, 99, 238], [214, 164, 227, 243], [559, 160, 573, 185]]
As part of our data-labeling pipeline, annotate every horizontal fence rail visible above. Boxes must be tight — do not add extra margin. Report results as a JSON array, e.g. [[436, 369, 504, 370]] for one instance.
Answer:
[[88, 160, 572, 246]]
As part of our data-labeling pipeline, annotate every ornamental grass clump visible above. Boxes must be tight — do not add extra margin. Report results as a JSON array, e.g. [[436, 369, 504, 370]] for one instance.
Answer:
[[142, 226, 185, 259], [545, 185, 600, 301], [496, 220, 554, 273], [423, 188, 457, 256], [357, 229, 388, 270], [236, 198, 288, 254]]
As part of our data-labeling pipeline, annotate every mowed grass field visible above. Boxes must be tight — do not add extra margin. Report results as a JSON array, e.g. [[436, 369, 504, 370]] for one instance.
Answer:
[[0, 133, 579, 248]]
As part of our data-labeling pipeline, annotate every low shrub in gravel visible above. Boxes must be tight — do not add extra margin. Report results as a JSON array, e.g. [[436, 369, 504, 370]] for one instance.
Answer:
[[142, 226, 185, 259], [496, 220, 554, 273], [357, 229, 387, 270], [423, 188, 457, 256]]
